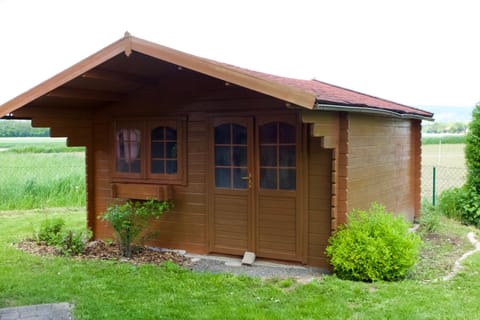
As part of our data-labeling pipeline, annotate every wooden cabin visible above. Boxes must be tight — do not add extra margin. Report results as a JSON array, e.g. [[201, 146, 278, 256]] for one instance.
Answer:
[[0, 34, 433, 268]]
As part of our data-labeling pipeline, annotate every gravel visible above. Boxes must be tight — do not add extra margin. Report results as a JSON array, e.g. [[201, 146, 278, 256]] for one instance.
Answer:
[[185, 254, 328, 281]]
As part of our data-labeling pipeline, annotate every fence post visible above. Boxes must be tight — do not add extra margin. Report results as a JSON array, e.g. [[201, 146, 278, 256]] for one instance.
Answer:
[[432, 166, 437, 206]]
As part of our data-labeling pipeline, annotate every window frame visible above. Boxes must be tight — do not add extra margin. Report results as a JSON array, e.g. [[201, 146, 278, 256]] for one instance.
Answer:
[[112, 118, 186, 185]]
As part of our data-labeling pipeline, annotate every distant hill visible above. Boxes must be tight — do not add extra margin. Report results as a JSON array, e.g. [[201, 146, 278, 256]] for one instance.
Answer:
[[418, 106, 473, 122]]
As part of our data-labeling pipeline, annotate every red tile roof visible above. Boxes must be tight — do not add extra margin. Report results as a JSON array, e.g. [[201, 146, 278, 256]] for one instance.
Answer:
[[222, 63, 433, 118]]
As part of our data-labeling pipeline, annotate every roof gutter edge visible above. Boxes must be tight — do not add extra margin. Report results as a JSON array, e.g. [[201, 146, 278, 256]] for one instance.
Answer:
[[314, 103, 434, 121]]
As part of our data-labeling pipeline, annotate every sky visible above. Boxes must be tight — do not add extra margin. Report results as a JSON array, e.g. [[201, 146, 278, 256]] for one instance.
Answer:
[[0, 0, 479, 120]]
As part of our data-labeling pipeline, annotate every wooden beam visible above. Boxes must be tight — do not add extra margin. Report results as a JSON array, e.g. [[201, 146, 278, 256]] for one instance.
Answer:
[[0, 36, 129, 117], [47, 87, 125, 102], [301, 110, 339, 149], [81, 69, 153, 86]]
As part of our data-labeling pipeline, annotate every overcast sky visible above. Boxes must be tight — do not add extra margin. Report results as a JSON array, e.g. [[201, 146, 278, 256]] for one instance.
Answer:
[[1, 0, 479, 114]]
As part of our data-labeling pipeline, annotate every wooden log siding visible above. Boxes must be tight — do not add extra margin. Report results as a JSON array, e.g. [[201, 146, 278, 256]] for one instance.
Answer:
[[346, 114, 417, 221], [307, 136, 332, 267], [91, 116, 209, 253]]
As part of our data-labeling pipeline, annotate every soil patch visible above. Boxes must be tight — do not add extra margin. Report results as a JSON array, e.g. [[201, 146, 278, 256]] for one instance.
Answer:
[[16, 240, 190, 266]]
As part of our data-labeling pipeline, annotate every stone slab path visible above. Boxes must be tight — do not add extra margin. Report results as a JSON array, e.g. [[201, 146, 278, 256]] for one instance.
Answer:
[[443, 231, 480, 281], [0, 303, 73, 320]]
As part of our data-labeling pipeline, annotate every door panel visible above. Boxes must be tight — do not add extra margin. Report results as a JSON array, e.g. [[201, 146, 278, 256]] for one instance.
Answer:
[[210, 119, 253, 255], [209, 116, 301, 261], [257, 193, 298, 260], [256, 120, 300, 261]]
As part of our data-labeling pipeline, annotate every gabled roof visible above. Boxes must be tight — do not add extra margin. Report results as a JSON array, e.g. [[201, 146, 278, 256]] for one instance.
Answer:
[[0, 33, 433, 120]]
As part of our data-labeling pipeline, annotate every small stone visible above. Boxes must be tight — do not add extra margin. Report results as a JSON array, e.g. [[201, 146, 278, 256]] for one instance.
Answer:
[[241, 251, 256, 266]]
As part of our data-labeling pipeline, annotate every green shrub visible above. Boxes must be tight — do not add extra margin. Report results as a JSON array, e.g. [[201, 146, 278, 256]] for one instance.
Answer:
[[101, 199, 173, 257], [325, 203, 421, 282], [37, 218, 65, 245], [437, 187, 464, 220], [465, 104, 480, 192], [35, 217, 90, 256], [59, 229, 92, 256], [437, 187, 480, 227], [457, 187, 480, 227], [419, 201, 440, 232]]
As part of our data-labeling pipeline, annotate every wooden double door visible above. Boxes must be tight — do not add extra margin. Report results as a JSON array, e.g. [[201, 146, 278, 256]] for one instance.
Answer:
[[209, 116, 302, 262]]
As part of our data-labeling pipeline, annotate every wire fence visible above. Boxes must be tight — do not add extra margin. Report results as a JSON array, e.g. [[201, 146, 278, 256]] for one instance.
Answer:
[[421, 165, 466, 203]]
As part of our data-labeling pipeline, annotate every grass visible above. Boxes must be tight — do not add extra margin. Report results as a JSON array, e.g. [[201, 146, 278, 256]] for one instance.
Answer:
[[421, 143, 465, 168], [0, 151, 85, 210], [1, 208, 480, 319], [422, 135, 465, 145], [1, 138, 480, 318], [0, 137, 84, 153]]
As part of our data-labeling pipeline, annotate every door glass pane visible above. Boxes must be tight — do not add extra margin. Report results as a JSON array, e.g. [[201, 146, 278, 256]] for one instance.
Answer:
[[259, 121, 296, 190], [214, 122, 248, 190], [166, 160, 177, 174], [260, 146, 277, 166], [215, 146, 231, 166], [215, 168, 231, 188], [260, 168, 277, 189], [215, 124, 230, 144], [233, 168, 248, 189], [259, 122, 277, 144], [151, 160, 165, 173], [232, 146, 247, 166], [232, 124, 247, 144], [279, 169, 296, 190], [279, 123, 295, 143], [279, 146, 296, 166]]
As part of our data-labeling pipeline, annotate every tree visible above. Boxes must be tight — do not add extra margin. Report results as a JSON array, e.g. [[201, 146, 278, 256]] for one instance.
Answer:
[[447, 122, 467, 134], [465, 104, 480, 191]]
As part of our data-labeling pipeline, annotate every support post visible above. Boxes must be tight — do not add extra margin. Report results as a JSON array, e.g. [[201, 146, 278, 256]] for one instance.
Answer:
[[432, 166, 437, 206]]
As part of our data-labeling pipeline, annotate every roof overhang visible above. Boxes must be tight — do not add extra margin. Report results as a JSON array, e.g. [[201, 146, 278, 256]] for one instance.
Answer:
[[0, 33, 433, 120], [0, 33, 316, 118]]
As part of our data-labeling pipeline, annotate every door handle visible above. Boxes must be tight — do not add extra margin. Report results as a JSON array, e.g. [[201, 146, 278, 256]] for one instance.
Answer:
[[241, 173, 252, 189]]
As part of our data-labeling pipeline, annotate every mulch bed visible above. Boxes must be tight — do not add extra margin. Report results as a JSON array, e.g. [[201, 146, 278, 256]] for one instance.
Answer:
[[16, 240, 190, 266]]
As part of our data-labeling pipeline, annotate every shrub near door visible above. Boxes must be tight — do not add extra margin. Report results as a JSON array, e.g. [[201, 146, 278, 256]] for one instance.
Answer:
[[326, 203, 421, 282], [101, 199, 173, 258]]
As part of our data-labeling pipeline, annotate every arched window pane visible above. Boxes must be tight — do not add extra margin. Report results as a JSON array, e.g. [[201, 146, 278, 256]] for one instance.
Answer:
[[151, 126, 177, 175]]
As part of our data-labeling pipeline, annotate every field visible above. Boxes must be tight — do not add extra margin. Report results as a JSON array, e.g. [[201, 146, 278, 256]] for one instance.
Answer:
[[0, 138, 85, 210], [421, 143, 466, 200]]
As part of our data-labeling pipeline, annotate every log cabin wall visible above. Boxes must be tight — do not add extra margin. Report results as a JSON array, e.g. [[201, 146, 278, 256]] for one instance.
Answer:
[[87, 81, 333, 257], [346, 113, 418, 221], [306, 136, 332, 267]]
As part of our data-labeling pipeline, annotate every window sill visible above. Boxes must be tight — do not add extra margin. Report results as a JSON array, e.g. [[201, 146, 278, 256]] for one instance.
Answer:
[[112, 183, 173, 201]]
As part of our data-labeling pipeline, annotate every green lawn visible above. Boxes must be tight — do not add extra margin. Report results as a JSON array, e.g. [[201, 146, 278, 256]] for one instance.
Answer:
[[1, 208, 480, 319]]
